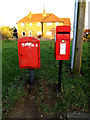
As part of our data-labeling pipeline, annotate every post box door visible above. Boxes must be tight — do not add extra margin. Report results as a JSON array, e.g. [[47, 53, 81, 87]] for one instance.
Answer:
[[19, 42, 39, 68], [56, 40, 70, 60], [55, 26, 70, 60]]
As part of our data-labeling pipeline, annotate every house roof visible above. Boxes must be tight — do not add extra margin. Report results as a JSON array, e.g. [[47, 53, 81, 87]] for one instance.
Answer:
[[17, 10, 63, 23], [17, 13, 51, 23], [60, 18, 71, 25], [17, 11, 70, 25], [84, 29, 90, 33], [42, 14, 63, 22]]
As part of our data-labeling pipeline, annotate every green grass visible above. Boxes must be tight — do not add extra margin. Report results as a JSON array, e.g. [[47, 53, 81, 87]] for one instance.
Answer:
[[2, 40, 89, 118], [34, 41, 89, 117], [2, 40, 28, 117]]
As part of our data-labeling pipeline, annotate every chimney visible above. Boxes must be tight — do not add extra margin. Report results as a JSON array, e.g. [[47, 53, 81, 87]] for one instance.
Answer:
[[29, 11, 31, 15], [29, 11, 32, 19], [43, 9, 46, 17], [43, 9, 45, 14]]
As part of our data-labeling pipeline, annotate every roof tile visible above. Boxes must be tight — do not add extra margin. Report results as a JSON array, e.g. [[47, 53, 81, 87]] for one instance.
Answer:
[[17, 12, 70, 25], [42, 14, 62, 22], [18, 13, 51, 23], [60, 18, 71, 25]]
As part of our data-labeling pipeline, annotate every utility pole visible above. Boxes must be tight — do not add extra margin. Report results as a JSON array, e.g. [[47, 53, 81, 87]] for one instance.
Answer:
[[73, 1, 86, 75]]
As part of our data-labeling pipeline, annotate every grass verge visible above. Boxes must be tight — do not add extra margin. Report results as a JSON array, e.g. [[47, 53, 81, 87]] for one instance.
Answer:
[[2, 39, 89, 118]]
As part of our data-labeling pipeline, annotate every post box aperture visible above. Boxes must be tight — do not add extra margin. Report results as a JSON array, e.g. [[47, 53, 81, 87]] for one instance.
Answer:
[[54, 26, 70, 60], [18, 37, 40, 69]]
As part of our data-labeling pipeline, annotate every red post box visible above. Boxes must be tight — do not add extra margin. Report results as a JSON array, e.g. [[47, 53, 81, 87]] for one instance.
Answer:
[[18, 37, 40, 69], [54, 26, 70, 60]]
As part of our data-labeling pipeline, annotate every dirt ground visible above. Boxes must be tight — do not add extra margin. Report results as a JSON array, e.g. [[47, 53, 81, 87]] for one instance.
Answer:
[[7, 77, 59, 119], [6, 80, 90, 119], [7, 81, 42, 119], [8, 94, 41, 118]]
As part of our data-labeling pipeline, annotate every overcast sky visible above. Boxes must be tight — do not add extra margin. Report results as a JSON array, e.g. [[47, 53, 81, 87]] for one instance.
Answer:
[[0, 0, 89, 29]]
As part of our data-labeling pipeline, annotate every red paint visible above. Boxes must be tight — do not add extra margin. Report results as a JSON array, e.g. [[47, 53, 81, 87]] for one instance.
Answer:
[[18, 37, 40, 69], [54, 26, 70, 60]]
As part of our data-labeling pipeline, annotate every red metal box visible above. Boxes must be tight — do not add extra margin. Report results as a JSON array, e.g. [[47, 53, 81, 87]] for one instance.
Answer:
[[54, 26, 70, 60], [18, 37, 40, 69], [56, 26, 70, 32]]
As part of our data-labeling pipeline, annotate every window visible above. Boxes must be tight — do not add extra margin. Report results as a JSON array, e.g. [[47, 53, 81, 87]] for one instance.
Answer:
[[55, 22, 59, 26], [37, 31, 42, 35], [29, 31, 32, 37], [30, 23, 32, 26], [46, 22, 52, 26], [21, 23, 25, 27], [37, 22, 41, 26], [22, 32, 25, 36], [46, 31, 52, 36]]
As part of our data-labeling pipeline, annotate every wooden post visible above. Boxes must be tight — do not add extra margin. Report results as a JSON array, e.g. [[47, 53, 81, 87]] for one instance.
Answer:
[[73, 1, 86, 74]]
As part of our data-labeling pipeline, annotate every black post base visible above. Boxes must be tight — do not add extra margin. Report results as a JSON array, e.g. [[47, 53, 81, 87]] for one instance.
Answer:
[[29, 69, 34, 86], [58, 60, 62, 93]]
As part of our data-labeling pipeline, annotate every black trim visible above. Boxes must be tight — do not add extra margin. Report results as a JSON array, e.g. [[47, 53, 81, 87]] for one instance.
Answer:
[[57, 32, 70, 34]]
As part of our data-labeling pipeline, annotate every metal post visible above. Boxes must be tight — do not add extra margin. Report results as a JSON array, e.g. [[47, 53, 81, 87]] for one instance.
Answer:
[[58, 60, 62, 93], [71, 0, 79, 70], [29, 69, 34, 86]]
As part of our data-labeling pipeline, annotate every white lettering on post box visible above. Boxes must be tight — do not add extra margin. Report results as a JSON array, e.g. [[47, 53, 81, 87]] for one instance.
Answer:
[[25, 43, 32, 47], [21, 43, 25, 47], [60, 43, 66, 55], [21, 43, 35, 48], [36, 44, 38, 47]]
